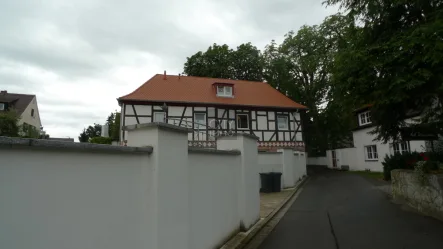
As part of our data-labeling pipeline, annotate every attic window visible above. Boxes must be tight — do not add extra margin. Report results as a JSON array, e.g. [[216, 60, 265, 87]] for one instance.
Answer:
[[358, 111, 372, 126], [0, 103, 4, 111], [216, 85, 233, 97]]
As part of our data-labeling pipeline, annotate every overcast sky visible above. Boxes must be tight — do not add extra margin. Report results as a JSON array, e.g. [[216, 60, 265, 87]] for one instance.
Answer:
[[0, 0, 338, 140]]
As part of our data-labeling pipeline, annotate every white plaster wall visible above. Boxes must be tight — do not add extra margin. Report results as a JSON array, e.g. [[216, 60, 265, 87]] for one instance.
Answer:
[[0, 148, 154, 249], [307, 156, 328, 166], [281, 149, 295, 188], [298, 152, 307, 177], [353, 128, 390, 172], [258, 152, 283, 173], [353, 127, 427, 172], [336, 148, 358, 170], [216, 135, 260, 231], [18, 96, 42, 129], [188, 152, 241, 249], [258, 152, 284, 189]]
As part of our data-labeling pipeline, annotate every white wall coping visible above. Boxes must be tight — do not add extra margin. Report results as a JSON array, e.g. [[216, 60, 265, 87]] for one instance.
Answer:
[[216, 133, 259, 141], [188, 147, 241, 155], [0, 136, 153, 154], [123, 122, 191, 133]]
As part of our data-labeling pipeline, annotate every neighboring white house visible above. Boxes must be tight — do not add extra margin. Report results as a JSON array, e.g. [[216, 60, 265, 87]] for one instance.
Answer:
[[0, 90, 42, 133], [118, 72, 307, 151], [309, 105, 428, 172]]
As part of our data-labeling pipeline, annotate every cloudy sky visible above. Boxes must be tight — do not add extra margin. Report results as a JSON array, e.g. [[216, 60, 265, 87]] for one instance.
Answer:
[[0, 0, 338, 140]]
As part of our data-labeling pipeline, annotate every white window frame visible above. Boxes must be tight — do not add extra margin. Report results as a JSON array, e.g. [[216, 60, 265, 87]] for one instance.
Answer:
[[153, 112, 165, 122], [277, 115, 289, 129], [358, 111, 372, 126], [236, 114, 249, 130], [365, 145, 378, 161], [194, 113, 206, 129], [391, 141, 410, 154], [216, 86, 233, 97], [0, 103, 4, 111]]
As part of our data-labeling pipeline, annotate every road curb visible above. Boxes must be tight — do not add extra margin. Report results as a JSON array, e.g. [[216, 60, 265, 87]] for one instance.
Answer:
[[220, 176, 309, 249]]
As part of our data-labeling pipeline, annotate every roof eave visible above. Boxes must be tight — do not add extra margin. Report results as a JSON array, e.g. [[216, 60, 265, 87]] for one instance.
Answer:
[[118, 98, 307, 110]]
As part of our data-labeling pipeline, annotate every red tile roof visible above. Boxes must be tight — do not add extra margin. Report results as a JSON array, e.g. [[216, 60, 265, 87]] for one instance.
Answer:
[[118, 74, 307, 109]]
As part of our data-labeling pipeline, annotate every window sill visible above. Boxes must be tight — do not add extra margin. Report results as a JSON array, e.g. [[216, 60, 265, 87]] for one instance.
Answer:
[[237, 128, 249, 130], [365, 159, 379, 162], [216, 95, 234, 98]]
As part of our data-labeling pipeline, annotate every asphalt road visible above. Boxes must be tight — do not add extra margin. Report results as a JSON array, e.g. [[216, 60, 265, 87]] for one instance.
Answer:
[[258, 166, 443, 249]]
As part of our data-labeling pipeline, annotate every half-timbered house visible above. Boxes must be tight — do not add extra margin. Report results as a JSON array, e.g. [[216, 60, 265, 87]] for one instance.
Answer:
[[118, 73, 307, 151]]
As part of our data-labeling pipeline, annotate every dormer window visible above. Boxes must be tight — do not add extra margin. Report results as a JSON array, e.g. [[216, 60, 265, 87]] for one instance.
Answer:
[[358, 111, 372, 126], [216, 85, 233, 97]]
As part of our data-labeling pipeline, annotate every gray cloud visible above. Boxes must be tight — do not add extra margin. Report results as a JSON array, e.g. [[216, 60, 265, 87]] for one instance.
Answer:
[[0, 0, 338, 140]]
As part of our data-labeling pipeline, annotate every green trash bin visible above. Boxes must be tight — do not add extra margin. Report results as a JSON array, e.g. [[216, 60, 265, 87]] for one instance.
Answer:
[[259, 173, 273, 193], [270, 172, 282, 192]]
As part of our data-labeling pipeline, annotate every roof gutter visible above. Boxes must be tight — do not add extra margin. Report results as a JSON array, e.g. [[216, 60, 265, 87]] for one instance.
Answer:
[[117, 98, 308, 111]]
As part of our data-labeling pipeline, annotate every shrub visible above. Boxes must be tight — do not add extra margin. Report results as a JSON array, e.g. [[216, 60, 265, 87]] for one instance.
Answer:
[[89, 136, 112, 145], [382, 152, 421, 180], [382, 151, 443, 180]]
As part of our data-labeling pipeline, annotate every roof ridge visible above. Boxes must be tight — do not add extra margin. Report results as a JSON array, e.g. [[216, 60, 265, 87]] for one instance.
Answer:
[[164, 74, 267, 84]]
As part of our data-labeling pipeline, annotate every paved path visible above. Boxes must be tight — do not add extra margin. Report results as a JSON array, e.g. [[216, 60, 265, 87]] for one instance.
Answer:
[[258, 167, 443, 249]]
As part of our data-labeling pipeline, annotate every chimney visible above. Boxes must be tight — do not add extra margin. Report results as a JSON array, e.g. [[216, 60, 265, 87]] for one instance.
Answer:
[[0, 90, 7, 94], [163, 70, 166, 80]]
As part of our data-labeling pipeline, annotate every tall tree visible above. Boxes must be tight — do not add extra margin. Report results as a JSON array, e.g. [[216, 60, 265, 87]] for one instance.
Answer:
[[0, 110, 20, 137], [78, 124, 101, 142], [106, 111, 121, 141], [231, 43, 264, 81], [263, 14, 355, 154], [327, 0, 443, 142], [183, 43, 264, 81]]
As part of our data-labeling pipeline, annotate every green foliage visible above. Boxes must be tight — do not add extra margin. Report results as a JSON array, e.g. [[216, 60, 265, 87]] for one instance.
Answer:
[[382, 152, 443, 180], [0, 110, 20, 137], [78, 129, 89, 142], [90, 136, 112, 145], [382, 152, 422, 180], [107, 111, 120, 141], [20, 123, 40, 138], [78, 123, 101, 142], [183, 43, 264, 81], [326, 0, 443, 142], [79, 111, 120, 143], [263, 14, 356, 154]]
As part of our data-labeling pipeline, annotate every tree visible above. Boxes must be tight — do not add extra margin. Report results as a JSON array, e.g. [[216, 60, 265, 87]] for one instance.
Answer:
[[326, 0, 443, 142], [78, 123, 101, 143], [263, 14, 355, 154], [106, 111, 120, 141], [78, 129, 89, 142], [0, 110, 20, 137], [90, 136, 112, 145], [79, 111, 121, 143], [231, 43, 264, 81], [183, 43, 264, 81]]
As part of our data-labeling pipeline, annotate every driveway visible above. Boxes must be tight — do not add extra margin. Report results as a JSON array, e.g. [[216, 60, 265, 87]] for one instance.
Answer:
[[258, 166, 443, 249]]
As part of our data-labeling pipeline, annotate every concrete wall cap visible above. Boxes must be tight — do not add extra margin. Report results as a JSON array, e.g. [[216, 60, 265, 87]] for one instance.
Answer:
[[258, 151, 282, 154], [188, 147, 241, 155], [0, 136, 153, 154], [216, 133, 259, 141], [124, 122, 191, 134]]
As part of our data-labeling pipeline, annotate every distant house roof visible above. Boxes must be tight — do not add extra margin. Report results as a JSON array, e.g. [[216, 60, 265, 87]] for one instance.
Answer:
[[0, 91, 35, 115], [118, 74, 307, 110]]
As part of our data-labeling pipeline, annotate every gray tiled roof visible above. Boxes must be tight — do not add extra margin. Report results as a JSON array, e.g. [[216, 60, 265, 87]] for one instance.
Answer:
[[0, 91, 35, 115]]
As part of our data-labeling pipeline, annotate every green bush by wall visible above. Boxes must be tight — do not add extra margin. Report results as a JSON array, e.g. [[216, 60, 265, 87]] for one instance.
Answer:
[[382, 152, 442, 180]]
